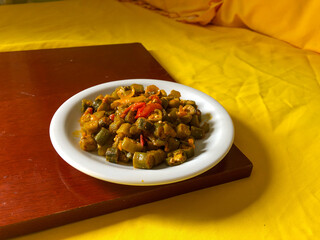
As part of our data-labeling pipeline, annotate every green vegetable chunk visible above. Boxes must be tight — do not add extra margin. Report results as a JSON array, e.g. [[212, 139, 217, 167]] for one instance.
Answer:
[[180, 114, 192, 124], [93, 110, 105, 119], [160, 97, 169, 109], [150, 149, 166, 166], [168, 90, 181, 98], [201, 122, 210, 133], [129, 125, 141, 136], [79, 136, 97, 151], [92, 99, 102, 111], [181, 100, 196, 106], [131, 84, 144, 94], [133, 152, 153, 169], [94, 127, 112, 146], [148, 109, 162, 122], [190, 115, 200, 127], [163, 123, 176, 138], [106, 147, 119, 163], [98, 116, 110, 128], [159, 89, 167, 97], [125, 110, 136, 123], [121, 137, 144, 153], [149, 136, 166, 147], [98, 144, 109, 156], [181, 145, 195, 158], [191, 126, 204, 139], [154, 122, 165, 139], [119, 151, 130, 163], [165, 137, 180, 152], [183, 104, 196, 115], [168, 98, 180, 108], [133, 149, 166, 169], [109, 117, 124, 133], [81, 99, 92, 113], [136, 117, 154, 132], [176, 123, 191, 139], [116, 123, 132, 137], [82, 120, 99, 134], [167, 108, 178, 122], [166, 149, 187, 166]]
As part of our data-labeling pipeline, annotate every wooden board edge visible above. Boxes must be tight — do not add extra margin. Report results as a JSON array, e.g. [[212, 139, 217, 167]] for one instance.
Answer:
[[0, 161, 252, 239]]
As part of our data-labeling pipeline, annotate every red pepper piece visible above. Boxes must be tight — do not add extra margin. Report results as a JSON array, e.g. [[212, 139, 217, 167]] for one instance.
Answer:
[[109, 114, 115, 121], [120, 102, 146, 118], [120, 106, 131, 118], [135, 106, 144, 119], [140, 134, 145, 147], [135, 103, 162, 119], [131, 102, 146, 111]]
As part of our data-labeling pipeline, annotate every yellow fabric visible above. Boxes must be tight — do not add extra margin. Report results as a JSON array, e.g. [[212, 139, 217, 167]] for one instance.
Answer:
[[122, 0, 222, 25], [213, 0, 320, 53], [127, 0, 320, 53], [1, 0, 319, 239]]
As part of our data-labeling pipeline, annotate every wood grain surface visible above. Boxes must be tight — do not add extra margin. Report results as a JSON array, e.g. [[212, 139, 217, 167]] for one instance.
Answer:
[[0, 43, 252, 239]]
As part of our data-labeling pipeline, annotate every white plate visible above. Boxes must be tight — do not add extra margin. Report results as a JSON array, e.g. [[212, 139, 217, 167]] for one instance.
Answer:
[[49, 79, 234, 186]]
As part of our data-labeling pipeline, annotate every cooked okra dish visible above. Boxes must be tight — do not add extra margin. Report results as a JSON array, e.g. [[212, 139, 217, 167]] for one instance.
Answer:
[[79, 84, 209, 169]]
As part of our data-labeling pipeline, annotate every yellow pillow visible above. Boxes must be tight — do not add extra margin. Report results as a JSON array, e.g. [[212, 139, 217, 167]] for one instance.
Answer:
[[213, 0, 320, 53], [121, 0, 223, 25]]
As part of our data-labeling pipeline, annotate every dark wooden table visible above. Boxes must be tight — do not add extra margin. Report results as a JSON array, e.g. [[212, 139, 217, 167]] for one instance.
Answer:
[[0, 43, 252, 239]]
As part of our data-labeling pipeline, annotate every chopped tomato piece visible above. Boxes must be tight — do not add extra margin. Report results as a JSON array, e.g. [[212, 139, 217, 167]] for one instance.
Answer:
[[120, 102, 146, 118], [135, 103, 162, 119], [109, 114, 115, 121], [140, 134, 145, 147]]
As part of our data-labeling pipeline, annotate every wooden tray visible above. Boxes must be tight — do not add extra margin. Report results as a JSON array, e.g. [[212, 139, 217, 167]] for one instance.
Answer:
[[0, 43, 252, 239]]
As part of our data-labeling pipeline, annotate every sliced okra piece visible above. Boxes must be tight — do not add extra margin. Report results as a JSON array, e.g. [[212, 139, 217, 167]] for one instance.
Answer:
[[109, 117, 124, 133], [136, 117, 154, 132], [160, 97, 169, 109], [129, 125, 141, 136], [176, 123, 191, 139], [121, 137, 144, 153], [79, 136, 97, 152], [168, 98, 180, 108], [130, 84, 144, 94], [133, 152, 154, 169], [81, 99, 92, 113], [125, 110, 136, 123], [164, 137, 180, 152], [94, 127, 112, 146], [149, 149, 166, 166], [190, 126, 204, 139], [168, 90, 181, 98], [92, 99, 102, 111], [166, 149, 187, 166], [119, 151, 130, 163], [181, 144, 195, 158], [106, 147, 119, 163], [190, 114, 200, 127], [163, 123, 176, 138], [201, 122, 210, 133], [179, 113, 192, 124], [116, 123, 132, 137]]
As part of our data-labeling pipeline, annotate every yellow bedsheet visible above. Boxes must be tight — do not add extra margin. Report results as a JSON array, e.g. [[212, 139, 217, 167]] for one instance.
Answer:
[[1, 0, 319, 239], [127, 0, 320, 53]]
